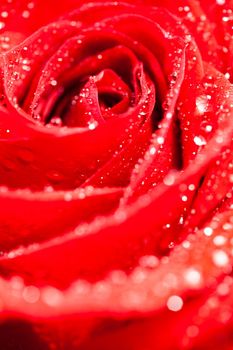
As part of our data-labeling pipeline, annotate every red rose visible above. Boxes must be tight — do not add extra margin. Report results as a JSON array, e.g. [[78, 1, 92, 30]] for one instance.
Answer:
[[0, 0, 233, 349]]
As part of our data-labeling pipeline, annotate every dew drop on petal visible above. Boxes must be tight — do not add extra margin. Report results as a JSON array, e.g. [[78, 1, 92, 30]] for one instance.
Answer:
[[184, 268, 202, 286], [196, 95, 209, 114], [186, 325, 199, 338], [42, 287, 63, 306], [163, 173, 176, 186], [213, 235, 227, 246], [149, 146, 156, 155], [194, 136, 207, 146], [23, 285, 40, 303], [223, 223, 233, 230], [212, 250, 229, 267], [203, 227, 213, 236], [64, 192, 73, 201], [27, 2, 35, 9], [157, 136, 164, 145], [22, 10, 30, 18], [130, 268, 147, 284], [109, 270, 127, 285], [139, 255, 159, 268], [122, 289, 146, 308], [165, 112, 172, 119], [88, 120, 98, 130], [72, 280, 90, 294], [182, 240, 191, 249], [181, 195, 188, 202], [50, 79, 58, 87], [44, 185, 54, 193], [216, 136, 224, 144], [46, 170, 64, 184], [188, 184, 195, 191], [205, 125, 213, 132], [167, 295, 183, 312], [1, 11, 8, 18], [217, 282, 230, 296], [92, 282, 111, 299], [10, 276, 24, 291], [201, 121, 213, 133], [49, 116, 63, 127]]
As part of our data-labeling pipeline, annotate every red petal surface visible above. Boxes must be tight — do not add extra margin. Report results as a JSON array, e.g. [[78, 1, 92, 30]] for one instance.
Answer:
[[0, 1, 232, 349]]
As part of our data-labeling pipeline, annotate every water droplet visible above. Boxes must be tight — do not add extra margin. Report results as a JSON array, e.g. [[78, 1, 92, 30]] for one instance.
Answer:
[[194, 136, 207, 146], [188, 184, 195, 191], [165, 112, 172, 119], [201, 121, 213, 133], [50, 79, 58, 87], [47, 170, 64, 184], [42, 287, 63, 306], [203, 227, 213, 236], [139, 255, 159, 268], [72, 280, 90, 294], [149, 146, 156, 155], [223, 223, 233, 230], [196, 95, 210, 114], [27, 2, 35, 9], [64, 192, 73, 201], [49, 116, 63, 127], [163, 173, 176, 186], [22, 10, 30, 18], [88, 120, 98, 130], [184, 268, 202, 286], [1, 11, 8, 18], [167, 295, 183, 311], [216, 136, 224, 144], [213, 235, 227, 246], [109, 270, 127, 285], [130, 268, 147, 283], [168, 242, 175, 249], [212, 250, 229, 267], [22, 64, 31, 71], [92, 282, 110, 298], [217, 281, 230, 296], [187, 325, 199, 338], [181, 195, 188, 202], [157, 136, 164, 145], [23, 285, 40, 303], [179, 216, 184, 225], [10, 276, 24, 291], [114, 210, 127, 222], [138, 111, 147, 117]]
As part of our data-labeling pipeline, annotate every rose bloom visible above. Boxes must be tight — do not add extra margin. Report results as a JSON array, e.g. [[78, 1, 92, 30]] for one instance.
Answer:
[[0, 0, 232, 349]]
